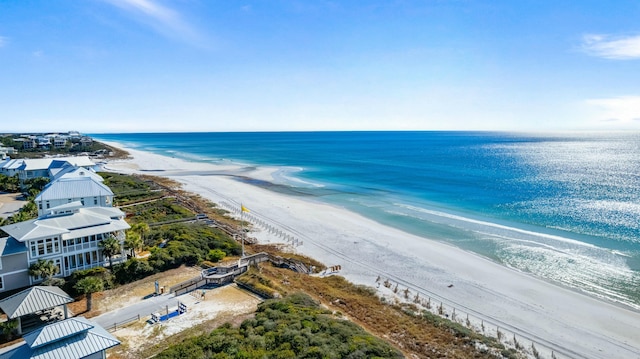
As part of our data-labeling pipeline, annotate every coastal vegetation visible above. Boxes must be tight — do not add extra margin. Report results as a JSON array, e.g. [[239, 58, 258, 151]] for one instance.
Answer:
[[155, 292, 403, 359]]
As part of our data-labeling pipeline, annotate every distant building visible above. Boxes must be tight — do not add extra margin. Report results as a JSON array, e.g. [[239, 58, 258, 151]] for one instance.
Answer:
[[53, 137, 67, 149], [67, 131, 82, 142], [20, 138, 37, 150], [36, 137, 50, 148], [79, 137, 93, 147], [0, 204, 129, 291], [0, 146, 18, 160], [0, 156, 96, 184]]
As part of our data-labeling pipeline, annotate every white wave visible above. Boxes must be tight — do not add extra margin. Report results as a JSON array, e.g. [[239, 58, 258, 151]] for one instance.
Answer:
[[393, 203, 601, 249], [271, 167, 325, 188]]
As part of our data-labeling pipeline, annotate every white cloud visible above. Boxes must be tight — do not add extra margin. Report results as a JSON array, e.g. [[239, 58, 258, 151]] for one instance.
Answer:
[[586, 96, 640, 124], [581, 34, 640, 59], [101, 0, 206, 47]]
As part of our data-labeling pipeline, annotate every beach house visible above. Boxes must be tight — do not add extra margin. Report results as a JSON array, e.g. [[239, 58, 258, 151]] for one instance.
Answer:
[[0, 204, 129, 292], [34, 168, 113, 216], [0, 156, 96, 184]]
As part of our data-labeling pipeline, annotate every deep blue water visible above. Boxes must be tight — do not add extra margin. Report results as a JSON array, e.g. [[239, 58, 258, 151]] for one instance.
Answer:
[[93, 131, 640, 309]]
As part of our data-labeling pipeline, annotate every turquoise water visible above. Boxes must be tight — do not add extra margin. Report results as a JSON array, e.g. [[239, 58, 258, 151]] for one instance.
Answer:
[[93, 131, 640, 309]]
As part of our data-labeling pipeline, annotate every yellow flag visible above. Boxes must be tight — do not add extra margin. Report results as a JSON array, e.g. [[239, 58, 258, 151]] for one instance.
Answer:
[[241, 204, 249, 213]]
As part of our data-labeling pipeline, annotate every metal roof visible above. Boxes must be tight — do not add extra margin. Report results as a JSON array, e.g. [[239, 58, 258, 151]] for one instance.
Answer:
[[0, 157, 94, 172], [51, 167, 103, 182], [24, 317, 93, 348], [1, 207, 128, 243], [0, 286, 73, 319], [1, 317, 120, 359], [35, 177, 113, 202], [0, 159, 25, 171], [0, 220, 68, 243]]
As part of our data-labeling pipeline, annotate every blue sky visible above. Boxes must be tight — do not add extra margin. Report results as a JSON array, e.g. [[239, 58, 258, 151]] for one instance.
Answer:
[[1, 0, 640, 132]]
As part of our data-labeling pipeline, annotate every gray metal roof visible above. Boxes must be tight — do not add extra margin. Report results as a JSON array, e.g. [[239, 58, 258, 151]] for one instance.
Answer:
[[1, 317, 120, 359], [24, 317, 93, 348], [35, 176, 113, 202], [51, 167, 103, 182], [0, 286, 73, 318], [1, 207, 128, 243], [0, 220, 68, 243]]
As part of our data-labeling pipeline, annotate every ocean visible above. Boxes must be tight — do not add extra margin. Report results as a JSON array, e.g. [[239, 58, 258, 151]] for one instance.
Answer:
[[92, 131, 640, 310]]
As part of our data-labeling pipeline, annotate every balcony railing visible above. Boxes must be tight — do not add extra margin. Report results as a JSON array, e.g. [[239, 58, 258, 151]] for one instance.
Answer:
[[63, 242, 99, 253]]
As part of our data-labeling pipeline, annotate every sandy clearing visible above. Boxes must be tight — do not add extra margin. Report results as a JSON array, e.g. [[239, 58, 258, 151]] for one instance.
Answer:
[[111, 284, 261, 357]]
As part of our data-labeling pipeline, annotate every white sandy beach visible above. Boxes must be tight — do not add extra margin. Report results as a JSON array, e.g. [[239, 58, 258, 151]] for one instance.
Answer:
[[102, 143, 640, 359]]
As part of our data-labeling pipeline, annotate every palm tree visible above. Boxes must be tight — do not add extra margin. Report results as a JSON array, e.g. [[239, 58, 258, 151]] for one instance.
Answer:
[[28, 259, 59, 282], [99, 234, 121, 268], [131, 222, 150, 246], [74, 276, 104, 312], [124, 231, 142, 258]]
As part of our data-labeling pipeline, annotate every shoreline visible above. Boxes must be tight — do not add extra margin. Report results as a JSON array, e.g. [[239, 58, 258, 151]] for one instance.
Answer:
[[101, 141, 640, 359]]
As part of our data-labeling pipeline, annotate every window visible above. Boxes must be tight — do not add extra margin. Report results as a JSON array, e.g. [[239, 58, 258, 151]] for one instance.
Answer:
[[94, 197, 98, 205], [0, 276, 3, 290], [33, 238, 60, 257], [37, 240, 45, 255]]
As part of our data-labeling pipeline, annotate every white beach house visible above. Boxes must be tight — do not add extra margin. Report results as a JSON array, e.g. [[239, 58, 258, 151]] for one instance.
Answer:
[[34, 168, 113, 216], [0, 204, 129, 292]]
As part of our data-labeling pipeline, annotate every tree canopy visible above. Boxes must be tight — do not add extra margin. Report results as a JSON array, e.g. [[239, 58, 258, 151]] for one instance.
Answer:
[[28, 259, 58, 281]]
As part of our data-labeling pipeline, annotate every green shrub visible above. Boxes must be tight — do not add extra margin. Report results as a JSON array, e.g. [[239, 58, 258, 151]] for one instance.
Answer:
[[155, 293, 403, 359]]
